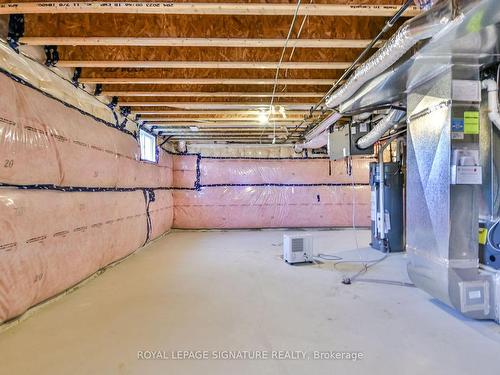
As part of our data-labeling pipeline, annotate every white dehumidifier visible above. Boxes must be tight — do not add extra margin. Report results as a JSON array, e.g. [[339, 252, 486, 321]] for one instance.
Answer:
[[283, 234, 313, 264]]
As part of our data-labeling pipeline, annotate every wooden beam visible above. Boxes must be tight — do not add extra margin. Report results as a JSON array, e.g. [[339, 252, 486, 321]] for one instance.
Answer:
[[120, 102, 315, 109], [165, 136, 299, 140], [0, 3, 419, 17], [104, 91, 324, 98], [148, 122, 303, 127], [80, 78, 335, 85], [156, 131, 292, 135], [141, 117, 302, 126], [124, 101, 315, 107], [152, 124, 303, 128], [156, 129, 291, 133], [20, 37, 382, 49], [58, 60, 351, 70], [162, 134, 298, 137], [133, 110, 309, 116], [144, 118, 302, 123], [141, 117, 308, 121]]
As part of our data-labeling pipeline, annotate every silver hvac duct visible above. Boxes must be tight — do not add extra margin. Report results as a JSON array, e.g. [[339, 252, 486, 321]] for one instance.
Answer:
[[406, 63, 500, 322], [305, 112, 342, 141], [294, 112, 342, 150], [356, 109, 406, 150], [294, 131, 329, 152], [330, 0, 500, 322], [325, 0, 452, 110]]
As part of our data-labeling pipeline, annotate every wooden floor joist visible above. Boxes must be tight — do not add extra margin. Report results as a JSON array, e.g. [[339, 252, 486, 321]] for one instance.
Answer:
[[103, 91, 324, 98], [123, 101, 316, 107], [58, 61, 352, 70], [151, 123, 303, 128], [153, 131, 292, 135], [81, 78, 335, 85], [133, 110, 310, 116], [0, 2, 419, 17], [121, 101, 315, 108], [3, 1, 418, 145], [20, 37, 382, 49], [147, 121, 303, 126], [143, 118, 303, 123], [139, 117, 308, 122], [163, 136, 298, 140]]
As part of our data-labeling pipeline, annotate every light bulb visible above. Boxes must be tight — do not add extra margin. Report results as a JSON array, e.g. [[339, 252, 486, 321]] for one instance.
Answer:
[[258, 110, 268, 124], [279, 105, 286, 119]]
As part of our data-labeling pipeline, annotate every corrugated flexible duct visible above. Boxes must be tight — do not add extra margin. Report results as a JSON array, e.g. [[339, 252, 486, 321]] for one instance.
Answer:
[[325, 0, 452, 110], [294, 112, 342, 150], [356, 109, 406, 149], [301, 1, 451, 149]]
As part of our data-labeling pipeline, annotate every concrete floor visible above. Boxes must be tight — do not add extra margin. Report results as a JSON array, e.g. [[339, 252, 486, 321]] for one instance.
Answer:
[[1, 229, 500, 375]]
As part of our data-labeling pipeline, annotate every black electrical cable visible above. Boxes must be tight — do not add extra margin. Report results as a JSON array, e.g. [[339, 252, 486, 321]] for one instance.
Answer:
[[355, 278, 415, 288]]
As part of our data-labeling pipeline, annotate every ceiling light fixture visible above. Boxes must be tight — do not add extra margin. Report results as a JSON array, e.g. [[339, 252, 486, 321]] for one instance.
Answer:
[[278, 105, 287, 119], [258, 110, 269, 124]]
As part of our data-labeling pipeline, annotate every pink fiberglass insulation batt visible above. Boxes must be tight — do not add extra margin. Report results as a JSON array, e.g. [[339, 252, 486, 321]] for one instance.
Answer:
[[0, 68, 371, 324], [0, 73, 172, 188], [199, 157, 369, 185], [173, 185, 370, 228], [0, 71, 174, 324], [0, 189, 173, 323], [172, 157, 372, 228], [173, 154, 199, 189]]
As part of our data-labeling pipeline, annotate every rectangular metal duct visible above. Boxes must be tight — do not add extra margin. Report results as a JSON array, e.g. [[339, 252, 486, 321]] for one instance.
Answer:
[[406, 64, 500, 321]]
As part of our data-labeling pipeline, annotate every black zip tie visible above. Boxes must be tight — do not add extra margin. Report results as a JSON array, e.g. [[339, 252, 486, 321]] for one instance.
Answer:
[[71, 67, 82, 87], [44, 45, 59, 67], [120, 106, 131, 118], [0, 66, 135, 138], [118, 106, 131, 129], [108, 96, 119, 109], [7, 14, 24, 53], [94, 84, 103, 96]]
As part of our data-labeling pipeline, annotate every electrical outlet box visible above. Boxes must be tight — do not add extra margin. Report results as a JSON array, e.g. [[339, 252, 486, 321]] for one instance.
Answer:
[[328, 123, 374, 161], [328, 126, 350, 161]]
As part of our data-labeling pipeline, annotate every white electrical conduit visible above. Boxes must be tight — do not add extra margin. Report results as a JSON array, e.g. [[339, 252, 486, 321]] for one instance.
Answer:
[[482, 79, 500, 131], [356, 109, 406, 150], [325, 1, 451, 109]]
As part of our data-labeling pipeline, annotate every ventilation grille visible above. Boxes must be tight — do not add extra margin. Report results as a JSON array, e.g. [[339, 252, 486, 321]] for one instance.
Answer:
[[291, 238, 304, 253]]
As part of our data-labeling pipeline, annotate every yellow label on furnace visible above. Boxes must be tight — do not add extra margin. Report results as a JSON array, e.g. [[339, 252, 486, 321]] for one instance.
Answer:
[[464, 111, 479, 135]]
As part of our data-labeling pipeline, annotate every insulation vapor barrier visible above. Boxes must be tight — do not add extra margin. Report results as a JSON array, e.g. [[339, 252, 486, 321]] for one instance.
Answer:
[[0, 56, 174, 324], [0, 42, 371, 324], [0, 189, 173, 323], [0, 72, 172, 188], [173, 156, 371, 229]]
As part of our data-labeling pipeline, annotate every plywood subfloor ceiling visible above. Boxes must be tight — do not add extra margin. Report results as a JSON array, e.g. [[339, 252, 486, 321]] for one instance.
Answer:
[[0, 1, 418, 144]]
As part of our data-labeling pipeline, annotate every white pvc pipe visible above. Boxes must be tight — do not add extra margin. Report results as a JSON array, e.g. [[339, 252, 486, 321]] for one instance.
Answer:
[[482, 79, 500, 131]]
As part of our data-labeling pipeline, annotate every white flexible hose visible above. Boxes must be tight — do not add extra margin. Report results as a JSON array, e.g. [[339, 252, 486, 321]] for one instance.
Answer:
[[325, 1, 451, 110], [356, 109, 406, 150]]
